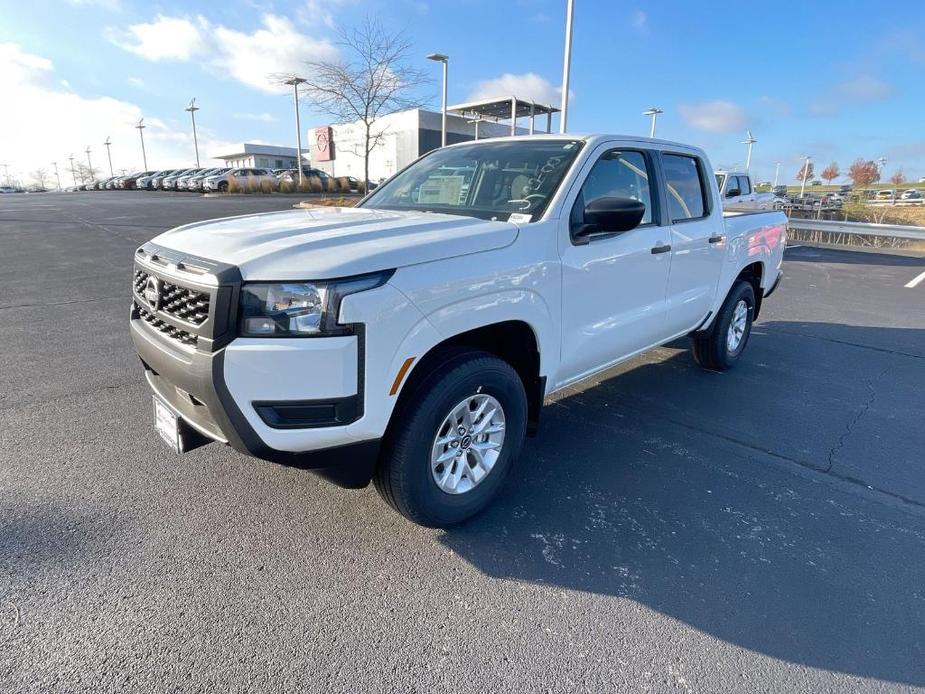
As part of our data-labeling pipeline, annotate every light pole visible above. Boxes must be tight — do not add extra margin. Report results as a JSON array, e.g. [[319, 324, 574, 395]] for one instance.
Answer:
[[68, 154, 77, 185], [799, 155, 812, 197], [135, 118, 148, 171], [559, 0, 575, 133], [426, 53, 449, 147], [104, 137, 113, 177], [283, 77, 307, 187], [877, 156, 887, 181], [85, 146, 93, 180], [743, 130, 757, 173], [1, 163, 9, 186], [52, 162, 61, 190], [773, 161, 781, 188], [642, 107, 663, 138], [186, 98, 201, 167]]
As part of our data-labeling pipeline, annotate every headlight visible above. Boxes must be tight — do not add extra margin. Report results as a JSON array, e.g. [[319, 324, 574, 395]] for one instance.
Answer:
[[238, 272, 392, 337]]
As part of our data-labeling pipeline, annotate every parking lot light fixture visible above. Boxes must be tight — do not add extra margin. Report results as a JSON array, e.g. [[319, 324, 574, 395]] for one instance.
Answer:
[[68, 154, 76, 186], [799, 155, 812, 197], [773, 161, 781, 188], [135, 119, 148, 171], [185, 99, 201, 167], [559, 0, 575, 133], [85, 146, 93, 176], [743, 130, 757, 173], [642, 107, 663, 138], [104, 137, 113, 177], [283, 77, 307, 187], [426, 53, 449, 147], [52, 161, 61, 190]]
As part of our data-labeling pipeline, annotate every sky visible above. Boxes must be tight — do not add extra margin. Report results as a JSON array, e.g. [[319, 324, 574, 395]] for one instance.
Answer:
[[1, 0, 924, 187]]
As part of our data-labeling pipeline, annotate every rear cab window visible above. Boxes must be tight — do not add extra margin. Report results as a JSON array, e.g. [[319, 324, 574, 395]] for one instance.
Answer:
[[661, 153, 711, 222]]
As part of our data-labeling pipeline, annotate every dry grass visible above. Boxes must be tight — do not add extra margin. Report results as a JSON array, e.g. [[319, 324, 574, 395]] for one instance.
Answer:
[[842, 203, 925, 227]]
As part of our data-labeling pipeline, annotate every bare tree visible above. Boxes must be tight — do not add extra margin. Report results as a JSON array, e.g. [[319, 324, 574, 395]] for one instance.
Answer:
[[889, 169, 905, 186], [275, 17, 428, 190], [73, 161, 99, 184], [30, 168, 50, 190], [821, 162, 839, 184]]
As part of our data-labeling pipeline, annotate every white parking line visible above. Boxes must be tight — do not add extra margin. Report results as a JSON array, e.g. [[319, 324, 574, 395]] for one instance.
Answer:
[[905, 269, 925, 289]]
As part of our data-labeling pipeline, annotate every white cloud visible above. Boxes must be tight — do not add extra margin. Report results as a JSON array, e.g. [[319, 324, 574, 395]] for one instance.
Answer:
[[679, 100, 748, 133], [233, 112, 277, 123], [107, 14, 206, 61], [809, 75, 893, 116], [127, 76, 145, 89], [108, 13, 337, 94], [469, 72, 566, 107], [631, 9, 648, 32], [0, 42, 235, 182], [211, 15, 338, 94]]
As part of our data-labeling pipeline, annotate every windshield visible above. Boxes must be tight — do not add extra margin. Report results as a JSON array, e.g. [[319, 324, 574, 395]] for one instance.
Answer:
[[360, 139, 584, 221]]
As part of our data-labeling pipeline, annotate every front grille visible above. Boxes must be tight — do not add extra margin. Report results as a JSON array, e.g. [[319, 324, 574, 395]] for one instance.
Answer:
[[133, 269, 210, 325], [136, 304, 198, 347]]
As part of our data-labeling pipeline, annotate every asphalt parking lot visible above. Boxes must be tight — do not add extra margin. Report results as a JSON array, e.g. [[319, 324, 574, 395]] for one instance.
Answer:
[[2, 191, 924, 693]]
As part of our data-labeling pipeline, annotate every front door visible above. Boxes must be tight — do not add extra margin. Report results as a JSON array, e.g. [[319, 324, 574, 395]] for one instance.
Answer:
[[556, 148, 671, 387]]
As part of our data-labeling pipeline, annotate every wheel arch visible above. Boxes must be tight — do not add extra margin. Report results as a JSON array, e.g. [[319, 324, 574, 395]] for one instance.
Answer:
[[388, 320, 545, 441]]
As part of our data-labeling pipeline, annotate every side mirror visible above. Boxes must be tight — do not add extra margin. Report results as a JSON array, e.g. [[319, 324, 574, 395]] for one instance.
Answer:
[[573, 197, 646, 244], [726, 188, 741, 198]]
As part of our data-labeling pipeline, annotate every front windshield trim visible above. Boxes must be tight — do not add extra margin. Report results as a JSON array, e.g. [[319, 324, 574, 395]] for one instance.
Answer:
[[359, 139, 585, 222]]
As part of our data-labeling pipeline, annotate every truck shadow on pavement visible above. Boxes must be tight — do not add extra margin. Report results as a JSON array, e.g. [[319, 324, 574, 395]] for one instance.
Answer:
[[440, 322, 925, 686]]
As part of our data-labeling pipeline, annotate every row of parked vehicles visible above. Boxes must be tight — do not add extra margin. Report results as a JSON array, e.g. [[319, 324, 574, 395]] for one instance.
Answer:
[[69, 166, 368, 193]]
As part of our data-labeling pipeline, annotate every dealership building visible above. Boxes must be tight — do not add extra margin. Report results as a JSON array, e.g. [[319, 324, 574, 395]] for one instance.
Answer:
[[308, 99, 559, 182], [212, 143, 305, 170]]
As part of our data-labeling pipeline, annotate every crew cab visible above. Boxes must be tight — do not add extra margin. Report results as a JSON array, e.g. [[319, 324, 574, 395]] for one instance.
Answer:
[[715, 170, 776, 211], [130, 135, 786, 526]]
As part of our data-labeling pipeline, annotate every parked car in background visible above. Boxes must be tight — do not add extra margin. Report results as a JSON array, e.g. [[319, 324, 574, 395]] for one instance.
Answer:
[[202, 168, 278, 192], [131, 134, 787, 526], [186, 168, 230, 192], [277, 166, 334, 190], [123, 171, 157, 190], [180, 168, 224, 191], [772, 185, 788, 197], [900, 189, 922, 200], [150, 170, 182, 190], [715, 171, 775, 211], [875, 189, 895, 201], [161, 169, 199, 191], [138, 170, 171, 190], [173, 169, 211, 190]]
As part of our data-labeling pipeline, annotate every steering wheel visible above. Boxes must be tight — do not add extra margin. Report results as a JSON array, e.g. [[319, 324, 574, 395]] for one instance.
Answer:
[[505, 194, 546, 210]]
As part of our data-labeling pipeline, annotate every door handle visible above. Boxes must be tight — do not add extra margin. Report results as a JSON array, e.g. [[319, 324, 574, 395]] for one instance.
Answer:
[[708, 235, 725, 244], [651, 244, 671, 254]]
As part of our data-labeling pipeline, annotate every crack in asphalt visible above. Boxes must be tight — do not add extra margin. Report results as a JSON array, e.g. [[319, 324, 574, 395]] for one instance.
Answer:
[[826, 367, 889, 473], [760, 326, 923, 361]]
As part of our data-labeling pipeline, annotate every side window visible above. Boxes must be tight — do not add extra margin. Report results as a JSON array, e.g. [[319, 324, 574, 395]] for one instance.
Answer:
[[574, 150, 654, 226], [738, 175, 751, 195], [662, 154, 709, 222]]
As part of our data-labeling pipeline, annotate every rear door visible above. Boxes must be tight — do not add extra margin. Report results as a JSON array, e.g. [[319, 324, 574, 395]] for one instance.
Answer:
[[660, 152, 726, 334]]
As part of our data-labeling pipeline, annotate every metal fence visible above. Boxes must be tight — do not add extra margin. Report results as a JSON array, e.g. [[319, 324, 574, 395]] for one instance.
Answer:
[[786, 218, 925, 251]]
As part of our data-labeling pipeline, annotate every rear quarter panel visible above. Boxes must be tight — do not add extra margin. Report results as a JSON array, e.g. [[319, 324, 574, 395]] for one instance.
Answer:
[[717, 210, 787, 306]]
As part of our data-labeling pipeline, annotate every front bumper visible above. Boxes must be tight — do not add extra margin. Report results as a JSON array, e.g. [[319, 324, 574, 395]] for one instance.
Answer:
[[129, 243, 380, 488]]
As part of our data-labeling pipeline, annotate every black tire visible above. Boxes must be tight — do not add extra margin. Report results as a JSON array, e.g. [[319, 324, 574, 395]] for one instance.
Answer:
[[374, 350, 527, 527], [217, 181, 229, 193], [690, 280, 756, 371]]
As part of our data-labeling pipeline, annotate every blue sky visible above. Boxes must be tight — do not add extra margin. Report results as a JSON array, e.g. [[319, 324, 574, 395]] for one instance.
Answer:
[[2, 0, 924, 185]]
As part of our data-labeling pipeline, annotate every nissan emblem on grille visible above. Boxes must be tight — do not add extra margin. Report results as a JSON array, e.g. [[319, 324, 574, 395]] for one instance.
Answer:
[[143, 276, 161, 310]]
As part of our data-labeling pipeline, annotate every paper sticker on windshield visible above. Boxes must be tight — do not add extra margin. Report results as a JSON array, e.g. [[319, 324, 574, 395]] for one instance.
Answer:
[[419, 175, 464, 205], [508, 212, 533, 224]]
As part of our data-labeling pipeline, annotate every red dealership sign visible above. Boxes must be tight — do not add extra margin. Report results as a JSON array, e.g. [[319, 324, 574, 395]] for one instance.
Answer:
[[314, 126, 334, 161]]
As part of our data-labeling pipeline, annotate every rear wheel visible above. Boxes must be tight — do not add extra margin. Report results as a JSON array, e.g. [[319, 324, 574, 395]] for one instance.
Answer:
[[217, 181, 229, 193], [690, 280, 756, 371], [374, 351, 527, 527]]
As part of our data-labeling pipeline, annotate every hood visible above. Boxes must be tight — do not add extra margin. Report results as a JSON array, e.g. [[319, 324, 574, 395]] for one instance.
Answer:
[[151, 206, 520, 280]]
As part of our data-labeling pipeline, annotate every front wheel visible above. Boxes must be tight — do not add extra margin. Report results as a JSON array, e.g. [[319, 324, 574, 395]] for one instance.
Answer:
[[374, 351, 527, 527], [690, 280, 756, 370]]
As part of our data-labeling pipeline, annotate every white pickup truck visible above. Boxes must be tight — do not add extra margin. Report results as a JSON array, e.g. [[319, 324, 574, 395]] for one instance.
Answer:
[[715, 170, 776, 211], [131, 135, 786, 526]]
